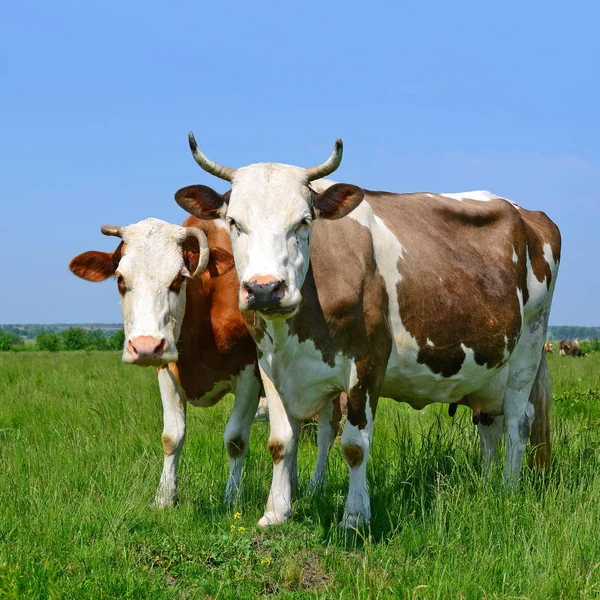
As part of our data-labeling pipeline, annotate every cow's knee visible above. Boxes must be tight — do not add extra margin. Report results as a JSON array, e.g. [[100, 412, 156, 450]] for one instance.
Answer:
[[342, 443, 364, 469], [162, 432, 184, 456], [226, 435, 246, 459]]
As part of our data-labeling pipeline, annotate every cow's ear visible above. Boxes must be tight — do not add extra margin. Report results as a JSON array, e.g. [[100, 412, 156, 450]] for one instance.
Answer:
[[311, 183, 364, 220], [175, 185, 229, 220], [206, 247, 235, 277], [181, 238, 235, 278], [69, 243, 123, 282]]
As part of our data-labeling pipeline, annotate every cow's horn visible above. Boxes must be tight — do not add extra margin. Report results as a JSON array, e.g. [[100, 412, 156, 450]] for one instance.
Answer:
[[101, 224, 124, 238], [188, 132, 236, 182], [306, 138, 343, 182], [180, 227, 210, 278]]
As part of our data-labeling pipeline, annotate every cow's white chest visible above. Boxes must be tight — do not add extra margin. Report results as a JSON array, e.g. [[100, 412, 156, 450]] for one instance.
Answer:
[[258, 324, 350, 420], [187, 379, 232, 407]]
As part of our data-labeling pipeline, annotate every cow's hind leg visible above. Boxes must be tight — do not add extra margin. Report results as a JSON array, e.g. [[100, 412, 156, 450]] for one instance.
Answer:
[[155, 364, 187, 507], [339, 368, 380, 530], [477, 416, 504, 478], [309, 393, 344, 491], [224, 364, 262, 506], [503, 313, 548, 487]]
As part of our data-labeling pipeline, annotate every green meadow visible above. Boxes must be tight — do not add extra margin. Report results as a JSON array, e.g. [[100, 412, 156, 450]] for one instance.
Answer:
[[1, 351, 599, 599]]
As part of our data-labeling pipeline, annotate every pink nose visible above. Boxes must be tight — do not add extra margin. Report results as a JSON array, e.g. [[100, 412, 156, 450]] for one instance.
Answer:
[[127, 336, 166, 362]]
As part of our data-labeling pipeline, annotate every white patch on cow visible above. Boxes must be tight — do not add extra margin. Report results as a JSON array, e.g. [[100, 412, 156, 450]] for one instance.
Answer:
[[522, 244, 558, 317], [441, 190, 501, 202], [259, 319, 348, 420], [441, 190, 521, 209], [426, 339, 434, 347], [512, 248, 519, 264]]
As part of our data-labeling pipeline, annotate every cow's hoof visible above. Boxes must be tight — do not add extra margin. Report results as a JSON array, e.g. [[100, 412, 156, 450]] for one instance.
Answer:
[[308, 475, 326, 493], [257, 512, 288, 528], [338, 513, 369, 531], [153, 495, 176, 509]]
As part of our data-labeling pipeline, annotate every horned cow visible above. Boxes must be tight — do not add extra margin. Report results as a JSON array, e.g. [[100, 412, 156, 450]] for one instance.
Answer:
[[176, 135, 561, 529], [70, 217, 262, 506]]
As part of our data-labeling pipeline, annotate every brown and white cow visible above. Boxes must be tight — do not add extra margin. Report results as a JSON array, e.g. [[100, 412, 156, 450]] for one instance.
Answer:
[[544, 342, 554, 354], [69, 217, 262, 507], [176, 135, 561, 529], [559, 339, 585, 357]]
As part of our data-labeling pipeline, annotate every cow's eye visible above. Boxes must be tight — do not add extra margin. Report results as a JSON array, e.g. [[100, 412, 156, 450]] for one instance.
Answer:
[[116, 273, 127, 296], [294, 218, 311, 234], [169, 272, 186, 294], [228, 218, 242, 235]]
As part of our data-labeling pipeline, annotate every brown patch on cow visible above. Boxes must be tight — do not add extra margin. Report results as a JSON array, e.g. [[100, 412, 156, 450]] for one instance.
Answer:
[[268, 439, 286, 464], [364, 192, 534, 377], [169, 217, 257, 401], [342, 444, 364, 468], [329, 392, 346, 437], [69, 243, 124, 282], [162, 434, 178, 455], [226, 436, 245, 458]]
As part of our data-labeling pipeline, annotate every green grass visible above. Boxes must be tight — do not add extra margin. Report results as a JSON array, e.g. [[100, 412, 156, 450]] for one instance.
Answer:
[[1, 351, 600, 598]]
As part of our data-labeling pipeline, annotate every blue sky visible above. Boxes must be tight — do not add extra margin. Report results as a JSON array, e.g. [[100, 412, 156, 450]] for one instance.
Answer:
[[1, 0, 598, 325]]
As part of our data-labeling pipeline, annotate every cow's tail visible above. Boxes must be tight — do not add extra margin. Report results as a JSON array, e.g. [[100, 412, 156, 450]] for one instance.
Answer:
[[528, 351, 553, 470]]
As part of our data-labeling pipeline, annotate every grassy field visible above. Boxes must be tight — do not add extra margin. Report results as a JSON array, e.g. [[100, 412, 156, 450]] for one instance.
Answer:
[[1, 352, 600, 599]]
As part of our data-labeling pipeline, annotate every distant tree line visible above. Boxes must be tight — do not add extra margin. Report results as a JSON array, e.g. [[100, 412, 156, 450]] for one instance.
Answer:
[[0, 331, 25, 351], [0, 324, 122, 340], [548, 326, 600, 341], [0, 328, 125, 352]]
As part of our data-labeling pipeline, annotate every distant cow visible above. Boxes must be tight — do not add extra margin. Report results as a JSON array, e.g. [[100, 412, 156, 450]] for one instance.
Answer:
[[70, 217, 263, 507], [544, 342, 554, 354], [559, 340, 585, 357], [177, 135, 560, 529]]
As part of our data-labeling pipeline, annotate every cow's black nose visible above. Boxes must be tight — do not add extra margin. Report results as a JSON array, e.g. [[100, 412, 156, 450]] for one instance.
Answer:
[[243, 278, 285, 310]]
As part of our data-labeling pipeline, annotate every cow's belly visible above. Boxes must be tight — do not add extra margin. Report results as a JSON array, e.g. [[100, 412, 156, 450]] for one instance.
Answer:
[[187, 379, 232, 407], [382, 340, 509, 409], [260, 338, 350, 421]]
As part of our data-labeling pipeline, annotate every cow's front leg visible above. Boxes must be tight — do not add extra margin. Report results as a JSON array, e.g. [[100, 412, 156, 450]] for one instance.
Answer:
[[340, 372, 378, 530], [224, 363, 261, 506], [258, 368, 299, 528], [155, 364, 187, 507]]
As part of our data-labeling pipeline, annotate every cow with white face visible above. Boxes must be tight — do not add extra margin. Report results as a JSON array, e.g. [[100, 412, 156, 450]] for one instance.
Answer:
[[70, 217, 262, 507], [176, 134, 560, 529]]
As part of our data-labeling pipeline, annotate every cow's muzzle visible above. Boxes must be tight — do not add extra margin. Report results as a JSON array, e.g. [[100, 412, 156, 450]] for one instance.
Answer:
[[126, 335, 167, 365], [242, 277, 286, 312]]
